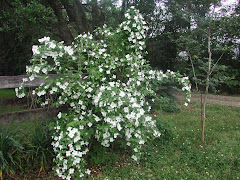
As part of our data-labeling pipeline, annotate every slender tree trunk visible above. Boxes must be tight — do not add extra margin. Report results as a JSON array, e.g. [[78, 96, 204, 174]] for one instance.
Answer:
[[201, 28, 212, 145], [201, 3, 216, 145]]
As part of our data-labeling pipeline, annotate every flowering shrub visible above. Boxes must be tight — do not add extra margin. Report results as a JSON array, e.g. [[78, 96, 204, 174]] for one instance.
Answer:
[[16, 7, 191, 179]]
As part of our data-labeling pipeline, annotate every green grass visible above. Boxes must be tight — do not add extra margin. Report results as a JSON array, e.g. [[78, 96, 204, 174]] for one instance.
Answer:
[[0, 89, 16, 100], [0, 106, 26, 114], [3, 102, 240, 179], [96, 103, 240, 179], [0, 88, 28, 113]]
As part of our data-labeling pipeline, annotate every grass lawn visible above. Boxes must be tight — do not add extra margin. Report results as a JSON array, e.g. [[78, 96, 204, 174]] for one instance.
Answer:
[[4, 102, 240, 179], [96, 102, 240, 179], [0, 89, 16, 100], [0, 88, 28, 113]]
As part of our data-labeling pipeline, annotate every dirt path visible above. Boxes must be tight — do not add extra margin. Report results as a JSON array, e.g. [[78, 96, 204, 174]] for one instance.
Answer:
[[175, 93, 240, 107]]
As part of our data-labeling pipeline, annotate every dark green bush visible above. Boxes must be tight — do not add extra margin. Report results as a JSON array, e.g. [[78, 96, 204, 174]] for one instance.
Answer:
[[154, 118, 177, 145], [148, 81, 180, 113], [87, 138, 119, 166]]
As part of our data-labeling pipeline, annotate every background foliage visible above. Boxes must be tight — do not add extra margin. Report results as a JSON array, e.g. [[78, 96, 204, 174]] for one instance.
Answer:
[[0, 0, 240, 93]]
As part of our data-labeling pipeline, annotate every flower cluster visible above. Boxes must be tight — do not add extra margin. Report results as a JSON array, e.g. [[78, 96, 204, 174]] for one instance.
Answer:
[[16, 7, 191, 179]]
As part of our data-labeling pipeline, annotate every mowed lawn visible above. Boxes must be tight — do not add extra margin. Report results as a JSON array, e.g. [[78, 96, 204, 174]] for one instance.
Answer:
[[99, 102, 240, 179], [2, 101, 240, 179]]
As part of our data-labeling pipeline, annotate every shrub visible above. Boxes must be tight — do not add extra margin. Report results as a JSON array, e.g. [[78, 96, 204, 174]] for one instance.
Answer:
[[15, 7, 191, 179]]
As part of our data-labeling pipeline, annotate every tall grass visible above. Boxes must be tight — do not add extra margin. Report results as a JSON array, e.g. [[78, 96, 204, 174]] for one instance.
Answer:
[[0, 123, 23, 180]]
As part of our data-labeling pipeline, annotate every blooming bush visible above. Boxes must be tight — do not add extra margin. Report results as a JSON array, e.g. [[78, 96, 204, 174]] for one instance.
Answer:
[[16, 7, 191, 179]]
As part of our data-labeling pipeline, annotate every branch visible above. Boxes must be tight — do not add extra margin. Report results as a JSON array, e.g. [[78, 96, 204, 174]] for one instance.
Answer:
[[209, 52, 224, 76]]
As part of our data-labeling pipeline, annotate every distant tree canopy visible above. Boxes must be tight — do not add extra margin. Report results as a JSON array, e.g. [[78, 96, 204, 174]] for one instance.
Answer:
[[0, 0, 239, 93]]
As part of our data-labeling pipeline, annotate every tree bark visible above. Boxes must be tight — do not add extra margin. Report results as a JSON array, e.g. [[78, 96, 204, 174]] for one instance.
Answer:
[[202, 28, 211, 145], [60, 0, 88, 34], [201, 3, 216, 145], [47, 0, 74, 45]]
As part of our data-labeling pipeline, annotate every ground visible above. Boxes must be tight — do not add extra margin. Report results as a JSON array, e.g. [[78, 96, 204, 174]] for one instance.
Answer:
[[175, 92, 240, 107]]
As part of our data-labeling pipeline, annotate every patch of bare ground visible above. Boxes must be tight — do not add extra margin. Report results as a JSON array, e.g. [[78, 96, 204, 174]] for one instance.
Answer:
[[174, 93, 240, 107]]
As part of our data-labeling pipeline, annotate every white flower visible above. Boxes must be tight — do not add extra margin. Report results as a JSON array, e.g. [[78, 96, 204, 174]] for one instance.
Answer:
[[95, 116, 101, 122], [22, 78, 28, 82], [132, 155, 138, 161], [26, 66, 32, 73], [117, 123, 122, 131], [69, 168, 74, 174], [37, 90, 46, 97], [88, 122, 93, 127], [124, 107, 129, 113], [66, 151, 71, 156], [86, 169, 91, 175], [119, 91, 125, 97], [110, 102, 116, 109], [86, 87, 93, 92], [32, 45, 40, 54], [42, 68, 47, 74], [38, 36, 50, 43], [57, 112, 62, 119], [29, 75, 35, 81], [125, 13, 130, 19], [49, 42, 56, 49], [111, 91, 116, 97], [64, 46, 74, 55], [74, 135, 81, 143], [109, 82, 115, 87], [51, 87, 57, 93]]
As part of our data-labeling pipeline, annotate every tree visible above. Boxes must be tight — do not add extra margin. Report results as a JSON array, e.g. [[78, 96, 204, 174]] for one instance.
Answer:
[[0, 0, 121, 75], [175, 0, 240, 144]]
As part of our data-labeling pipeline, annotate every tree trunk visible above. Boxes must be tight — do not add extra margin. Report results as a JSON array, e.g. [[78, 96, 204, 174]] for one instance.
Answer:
[[202, 28, 212, 145], [91, 0, 103, 30], [47, 0, 74, 45], [60, 0, 88, 34], [122, 0, 127, 13], [201, 3, 216, 145]]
